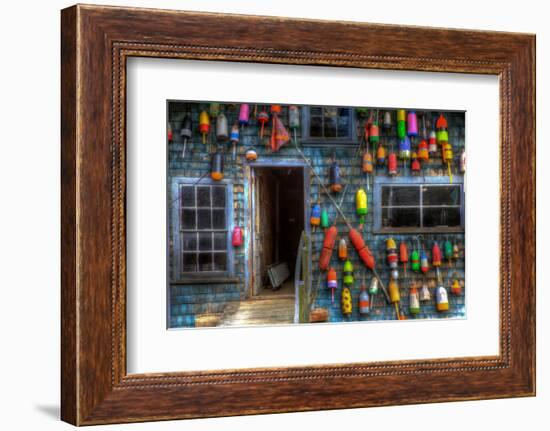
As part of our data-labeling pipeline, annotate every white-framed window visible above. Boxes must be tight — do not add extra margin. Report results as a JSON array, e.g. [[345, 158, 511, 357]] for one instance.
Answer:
[[170, 178, 234, 280], [373, 176, 464, 234]]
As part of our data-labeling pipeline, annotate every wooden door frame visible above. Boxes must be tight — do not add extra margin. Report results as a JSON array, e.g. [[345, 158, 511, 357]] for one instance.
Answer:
[[244, 160, 311, 301]]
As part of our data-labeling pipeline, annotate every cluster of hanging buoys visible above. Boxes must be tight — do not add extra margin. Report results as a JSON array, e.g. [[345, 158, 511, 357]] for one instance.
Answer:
[[169, 104, 466, 324]]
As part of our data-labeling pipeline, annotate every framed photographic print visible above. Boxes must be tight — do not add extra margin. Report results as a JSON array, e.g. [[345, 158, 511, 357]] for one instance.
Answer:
[[61, 4, 535, 425]]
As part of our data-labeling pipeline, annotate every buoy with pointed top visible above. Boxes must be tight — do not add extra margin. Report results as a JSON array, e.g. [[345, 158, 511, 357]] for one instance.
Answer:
[[338, 238, 348, 261], [409, 283, 420, 315]]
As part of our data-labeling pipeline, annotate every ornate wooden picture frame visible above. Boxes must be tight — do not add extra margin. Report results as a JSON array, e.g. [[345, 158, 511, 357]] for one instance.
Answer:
[[61, 4, 535, 425]]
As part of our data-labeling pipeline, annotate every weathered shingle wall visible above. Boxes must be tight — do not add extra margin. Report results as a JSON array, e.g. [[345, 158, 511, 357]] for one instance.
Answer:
[[168, 103, 465, 328]]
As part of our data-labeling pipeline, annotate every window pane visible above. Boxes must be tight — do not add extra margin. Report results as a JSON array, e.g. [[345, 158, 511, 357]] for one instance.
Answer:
[[197, 186, 211, 207], [423, 185, 461, 206], [180, 186, 195, 207], [323, 107, 337, 137], [213, 253, 227, 271], [181, 232, 197, 251], [422, 207, 462, 228], [337, 113, 350, 137], [213, 232, 226, 250], [212, 186, 226, 207], [382, 207, 421, 228], [181, 209, 196, 229], [382, 186, 420, 206], [197, 209, 212, 229], [310, 115, 322, 137], [198, 232, 213, 251], [198, 253, 213, 271], [182, 253, 197, 272], [212, 209, 226, 229]]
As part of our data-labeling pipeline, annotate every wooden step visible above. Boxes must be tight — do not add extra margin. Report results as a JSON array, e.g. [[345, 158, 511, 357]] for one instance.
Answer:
[[220, 297, 295, 327]]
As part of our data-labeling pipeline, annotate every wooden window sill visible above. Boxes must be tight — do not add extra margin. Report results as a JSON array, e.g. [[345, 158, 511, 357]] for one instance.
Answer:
[[171, 276, 241, 285]]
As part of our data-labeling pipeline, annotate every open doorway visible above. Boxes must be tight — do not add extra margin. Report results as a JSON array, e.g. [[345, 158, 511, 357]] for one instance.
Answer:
[[251, 166, 306, 299]]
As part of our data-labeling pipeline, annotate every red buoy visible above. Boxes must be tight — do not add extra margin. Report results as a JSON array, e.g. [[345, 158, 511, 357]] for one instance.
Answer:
[[349, 228, 375, 270], [319, 226, 338, 270]]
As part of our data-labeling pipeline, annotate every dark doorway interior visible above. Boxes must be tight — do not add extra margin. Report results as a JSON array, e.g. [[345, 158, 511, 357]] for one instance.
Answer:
[[253, 167, 305, 297]]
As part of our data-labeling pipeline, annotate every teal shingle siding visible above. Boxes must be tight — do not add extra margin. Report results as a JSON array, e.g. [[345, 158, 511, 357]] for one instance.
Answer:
[[168, 103, 465, 327]]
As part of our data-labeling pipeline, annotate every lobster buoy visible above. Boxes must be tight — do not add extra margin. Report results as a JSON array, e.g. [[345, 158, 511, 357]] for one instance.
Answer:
[[409, 283, 420, 315], [420, 281, 431, 301], [444, 240, 453, 262], [411, 153, 421, 174], [407, 111, 418, 137], [257, 110, 269, 138], [356, 188, 368, 224], [321, 208, 330, 229], [288, 105, 300, 129], [320, 226, 338, 270], [388, 152, 398, 176], [460, 149, 466, 173], [330, 161, 342, 192], [359, 284, 370, 315], [310, 203, 321, 227], [369, 121, 380, 144], [327, 267, 338, 304], [216, 113, 228, 142], [180, 114, 192, 158], [369, 277, 379, 295], [383, 111, 392, 130], [420, 250, 429, 274], [238, 104, 250, 127], [436, 284, 449, 311], [362, 149, 374, 173], [167, 123, 173, 143], [210, 151, 224, 181], [348, 228, 375, 270], [376, 144, 386, 165], [453, 243, 460, 259], [338, 238, 348, 261], [389, 278, 400, 303], [209, 103, 220, 118], [451, 278, 462, 295], [432, 242, 442, 267], [341, 286, 353, 316], [397, 109, 406, 139], [386, 238, 398, 269], [343, 260, 354, 286], [436, 114, 449, 143], [230, 123, 239, 159], [399, 136, 411, 160], [199, 110, 210, 144], [411, 249, 420, 272], [418, 139, 429, 161], [232, 226, 243, 247], [245, 148, 257, 161]]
